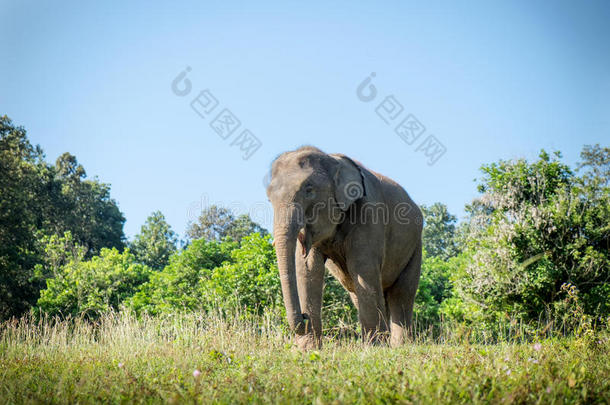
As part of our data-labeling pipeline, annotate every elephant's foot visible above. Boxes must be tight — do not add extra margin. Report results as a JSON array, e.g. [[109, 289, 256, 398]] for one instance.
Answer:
[[390, 333, 404, 347], [389, 323, 413, 347], [295, 334, 321, 351]]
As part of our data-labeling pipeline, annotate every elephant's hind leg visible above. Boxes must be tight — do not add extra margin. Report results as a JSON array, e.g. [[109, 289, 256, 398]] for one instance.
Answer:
[[385, 243, 422, 347], [346, 263, 389, 344]]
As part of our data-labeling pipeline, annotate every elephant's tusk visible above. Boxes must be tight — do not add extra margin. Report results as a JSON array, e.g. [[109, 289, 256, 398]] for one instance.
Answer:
[[297, 232, 307, 257]]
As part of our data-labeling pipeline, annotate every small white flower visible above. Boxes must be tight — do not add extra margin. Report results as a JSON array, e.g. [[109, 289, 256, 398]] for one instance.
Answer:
[[193, 369, 201, 378]]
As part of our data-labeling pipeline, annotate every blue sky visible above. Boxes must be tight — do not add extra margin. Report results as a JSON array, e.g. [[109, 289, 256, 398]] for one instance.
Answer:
[[2, 0, 609, 239]]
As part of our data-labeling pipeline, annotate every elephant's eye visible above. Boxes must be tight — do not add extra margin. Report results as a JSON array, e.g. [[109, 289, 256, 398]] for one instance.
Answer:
[[304, 185, 315, 198]]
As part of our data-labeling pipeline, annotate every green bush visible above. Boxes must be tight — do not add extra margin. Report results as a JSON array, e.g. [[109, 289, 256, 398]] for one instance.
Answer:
[[36, 248, 151, 318], [34, 146, 607, 336], [129, 234, 283, 316], [128, 238, 235, 315], [414, 252, 455, 326], [448, 149, 610, 331], [35, 233, 359, 329], [128, 233, 359, 328], [202, 233, 281, 312]]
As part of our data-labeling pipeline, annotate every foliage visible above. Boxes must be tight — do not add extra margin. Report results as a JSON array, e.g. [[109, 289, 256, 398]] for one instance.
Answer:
[[0, 116, 125, 318], [132, 233, 281, 316], [450, 148, 610, 330], [186, 205, 268, 242], [35, 248, 151, 318], [33, 232, 355, 329], [0, 116, 49, 318], [578, 143, 609, 186], [203, 233, 282, 312], [1, 311, 608, 403], [414, 252, 455, 326], [50, 152, 126, 255], [415, 203, 461, 327], [128, 238, 235, 315], [322, 273, 359, 329], [129, 211, 178, 270], [32, 231, 87, 282], [129, 233, 359, 327], [420, 203, 459, 260], [5, 112, 608, 343]]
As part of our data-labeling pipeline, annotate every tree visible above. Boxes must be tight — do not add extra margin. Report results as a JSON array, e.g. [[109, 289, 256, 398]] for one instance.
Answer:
[[578, 144, 609, 186], [0, 115, 48, 318], [227, 214, 269, 242], [0, 116, 126, 318], [450, 149, 610, 330], [130, 211, 177, 270], [420, 203, 459, 260], [32, 231, 87, 282], [186, 205, 267, 243], [49, 152, 126, 255]]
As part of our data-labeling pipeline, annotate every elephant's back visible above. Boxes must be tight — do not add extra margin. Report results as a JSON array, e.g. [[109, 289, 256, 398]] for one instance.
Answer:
[[367, 168, 423, 228]]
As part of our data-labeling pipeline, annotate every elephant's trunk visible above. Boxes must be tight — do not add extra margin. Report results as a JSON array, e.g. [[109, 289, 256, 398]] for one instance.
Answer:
[[273, 204, 306, 335]]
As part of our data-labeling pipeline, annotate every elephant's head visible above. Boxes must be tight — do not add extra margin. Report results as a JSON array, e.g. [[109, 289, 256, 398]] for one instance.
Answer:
[[266, 146, 365, 334]]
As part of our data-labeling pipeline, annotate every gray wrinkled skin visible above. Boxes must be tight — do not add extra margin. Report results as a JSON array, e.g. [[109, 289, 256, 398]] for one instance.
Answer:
[[266, 146, 422, 349]]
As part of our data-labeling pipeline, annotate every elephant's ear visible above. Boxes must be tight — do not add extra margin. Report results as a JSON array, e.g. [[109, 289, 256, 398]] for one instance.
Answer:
[[332, 155, 365, 210]]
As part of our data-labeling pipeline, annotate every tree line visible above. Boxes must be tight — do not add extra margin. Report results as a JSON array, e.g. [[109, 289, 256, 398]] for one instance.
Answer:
[[1, 115, 608, 336]]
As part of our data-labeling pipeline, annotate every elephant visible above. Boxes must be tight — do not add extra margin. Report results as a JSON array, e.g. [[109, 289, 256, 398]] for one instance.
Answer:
[[266, 146, 423, 349]]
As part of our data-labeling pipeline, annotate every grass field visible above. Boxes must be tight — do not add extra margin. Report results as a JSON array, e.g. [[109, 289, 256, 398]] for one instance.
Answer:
[[1, 312, 608, 404]]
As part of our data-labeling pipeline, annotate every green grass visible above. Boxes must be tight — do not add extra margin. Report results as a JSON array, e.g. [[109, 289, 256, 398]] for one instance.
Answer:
[[1, 312, 608, 404]]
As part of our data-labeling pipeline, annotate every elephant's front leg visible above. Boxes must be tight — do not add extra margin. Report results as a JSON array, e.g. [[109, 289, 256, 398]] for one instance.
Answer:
[[295, 242, 325, 350]]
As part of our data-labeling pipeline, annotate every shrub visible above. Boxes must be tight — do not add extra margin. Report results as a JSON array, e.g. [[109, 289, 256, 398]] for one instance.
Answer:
[[414, 252, 455, 326], [202, 233, 281, 312], [128, 233, 358, 329], [449, 149, 610, 331], [36, 248, 151, 318], [129, 238, 235, 315]]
